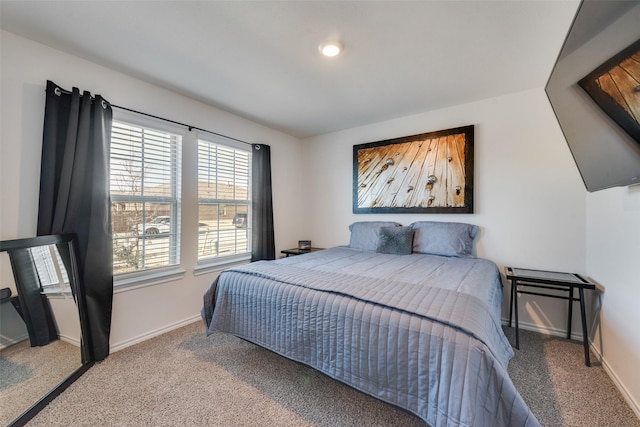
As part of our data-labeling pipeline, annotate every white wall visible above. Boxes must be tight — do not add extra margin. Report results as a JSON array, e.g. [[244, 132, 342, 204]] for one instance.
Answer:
[[48, 295, 82, 346], [302, 88, 587, 333], [0, 252, 25, 347], [0, 302, 28, 349], [587, 186, 640, 416], [0, 31, 305, 350]]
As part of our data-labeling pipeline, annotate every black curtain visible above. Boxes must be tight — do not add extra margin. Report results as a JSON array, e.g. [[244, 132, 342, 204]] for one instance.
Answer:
[[8, 249, 58, 347], [251, 144, 275, 261], [37, 80, 113, 361]]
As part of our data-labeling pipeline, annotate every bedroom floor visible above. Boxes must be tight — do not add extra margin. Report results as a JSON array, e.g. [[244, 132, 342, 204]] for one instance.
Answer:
[[503, 327, 639, 427], [0, 339, 80, 426], [23, 321, 639, 426]]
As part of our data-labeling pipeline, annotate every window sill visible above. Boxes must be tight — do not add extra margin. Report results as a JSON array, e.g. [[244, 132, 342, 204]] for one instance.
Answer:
[[114, 268, 186, 293], [41, 288, 74, 298], [193, 255, 251, 276]]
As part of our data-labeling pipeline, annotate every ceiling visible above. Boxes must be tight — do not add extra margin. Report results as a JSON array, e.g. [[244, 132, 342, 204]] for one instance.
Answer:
[[0, 1, 579, 138]]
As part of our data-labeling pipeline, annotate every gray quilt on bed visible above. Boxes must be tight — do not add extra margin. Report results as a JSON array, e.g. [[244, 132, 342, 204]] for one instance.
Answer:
[[202, 247, 539, 427]]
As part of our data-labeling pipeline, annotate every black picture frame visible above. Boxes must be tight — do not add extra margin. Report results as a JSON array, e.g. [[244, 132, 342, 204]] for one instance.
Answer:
[[353, 125, 474, 214], [578, 38, 640, 145]]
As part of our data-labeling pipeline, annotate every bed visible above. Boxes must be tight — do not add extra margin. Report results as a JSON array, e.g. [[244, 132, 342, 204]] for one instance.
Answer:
[[202, 221, 539, 427]]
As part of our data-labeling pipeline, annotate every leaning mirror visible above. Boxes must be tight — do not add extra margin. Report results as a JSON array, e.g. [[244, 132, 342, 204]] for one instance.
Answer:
[[0, 234, 93, 427]]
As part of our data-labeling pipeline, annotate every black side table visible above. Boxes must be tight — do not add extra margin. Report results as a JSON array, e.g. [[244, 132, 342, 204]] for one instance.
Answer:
[[281, 247, 324, 257], [505, 267, 596, 367]]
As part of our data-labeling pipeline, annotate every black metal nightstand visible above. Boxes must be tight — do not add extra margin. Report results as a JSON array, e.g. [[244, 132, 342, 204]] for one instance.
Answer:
[[280, 247, 323, 257], [505, 267, 596, 367]]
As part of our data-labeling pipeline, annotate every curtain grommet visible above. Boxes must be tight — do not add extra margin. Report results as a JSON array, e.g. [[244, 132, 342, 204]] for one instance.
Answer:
[[54, 87, 61, 96]]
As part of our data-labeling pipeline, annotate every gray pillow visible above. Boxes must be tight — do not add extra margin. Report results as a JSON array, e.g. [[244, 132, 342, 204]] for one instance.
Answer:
[[348, 221, 401, 252], [410, 221, 479, 257], [376, 226, 415, 255]]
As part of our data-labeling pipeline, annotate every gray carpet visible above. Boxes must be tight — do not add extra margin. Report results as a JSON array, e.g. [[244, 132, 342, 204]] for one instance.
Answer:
[[503, 328, 638, 427], [1, 339, 80, 426], [25, 321, 639, 426]]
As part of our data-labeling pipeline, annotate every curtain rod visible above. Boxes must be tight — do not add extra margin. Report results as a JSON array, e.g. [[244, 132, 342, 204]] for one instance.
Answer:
[[49, 85, 253, 147], [110, 104, 253, 147]]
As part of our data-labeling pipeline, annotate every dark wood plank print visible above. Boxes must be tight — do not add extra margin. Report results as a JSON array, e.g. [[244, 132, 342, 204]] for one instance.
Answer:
[[579, 39, 640, 144]]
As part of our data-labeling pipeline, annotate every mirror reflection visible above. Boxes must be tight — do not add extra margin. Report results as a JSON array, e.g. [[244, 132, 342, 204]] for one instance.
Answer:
[[545, 1, 640, 191], [0, 237, 84, 426]]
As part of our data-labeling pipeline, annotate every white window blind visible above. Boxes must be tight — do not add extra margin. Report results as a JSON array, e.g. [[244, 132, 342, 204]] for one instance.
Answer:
[[197, 138, 251, 262], [110, 120, 182, 274], [30, 245, 70, 291]]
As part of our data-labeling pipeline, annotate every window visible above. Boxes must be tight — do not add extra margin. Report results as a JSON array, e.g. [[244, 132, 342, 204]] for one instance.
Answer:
[[109, 114, 249, 280], [30, 245, 70, 293], [197, 138, 251, 263], [110, 121, 182, 275]]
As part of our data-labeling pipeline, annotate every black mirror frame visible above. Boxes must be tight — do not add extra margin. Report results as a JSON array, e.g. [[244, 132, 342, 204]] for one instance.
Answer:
[[0, 234, 94, 427]]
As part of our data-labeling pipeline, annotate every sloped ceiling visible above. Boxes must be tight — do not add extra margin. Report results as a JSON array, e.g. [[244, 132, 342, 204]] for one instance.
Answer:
[[0, 1, 579, 138]]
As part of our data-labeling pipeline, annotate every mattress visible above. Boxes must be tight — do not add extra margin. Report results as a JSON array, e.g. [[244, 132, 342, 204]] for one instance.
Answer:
[[202, 246, 538, 427]]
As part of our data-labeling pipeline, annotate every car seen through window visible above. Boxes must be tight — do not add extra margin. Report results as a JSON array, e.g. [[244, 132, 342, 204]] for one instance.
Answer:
[[134, 216, 209, 236], [232, 213, 247, 228]]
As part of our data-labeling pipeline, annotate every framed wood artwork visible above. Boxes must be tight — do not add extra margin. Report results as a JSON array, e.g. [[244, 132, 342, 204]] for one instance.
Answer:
[[353, 125, 474, 214], [578, 38, 640, 145]]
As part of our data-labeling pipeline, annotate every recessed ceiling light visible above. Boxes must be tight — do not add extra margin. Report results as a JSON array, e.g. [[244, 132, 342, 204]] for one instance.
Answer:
[[319, 41, 343, 57]]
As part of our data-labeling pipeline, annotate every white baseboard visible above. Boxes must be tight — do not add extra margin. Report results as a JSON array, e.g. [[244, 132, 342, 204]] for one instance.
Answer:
[[589, 341, 640, 419], [502, 318, 640, 420], [109, 315, 202, 353], [501, 317, 584, 341], [59, 334, 81, 347], [0, 334, 28, 350], [0, 333, 79, 349]]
